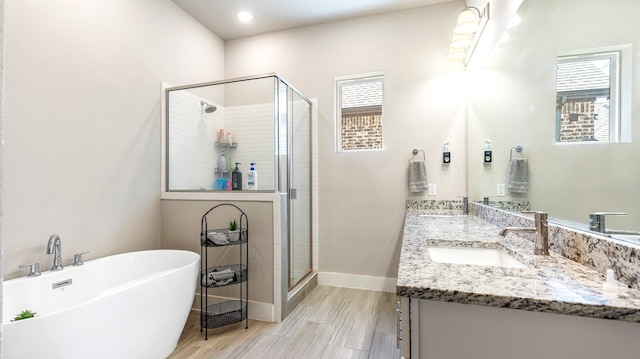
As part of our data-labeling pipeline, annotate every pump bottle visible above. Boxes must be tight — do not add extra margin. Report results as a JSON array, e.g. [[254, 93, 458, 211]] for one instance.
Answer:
[[232, 163, 242, 190], [247, 163, 258, 190]]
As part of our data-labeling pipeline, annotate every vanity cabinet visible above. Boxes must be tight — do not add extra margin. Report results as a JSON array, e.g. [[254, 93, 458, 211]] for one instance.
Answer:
[[397, 297, 411, 358], [405, 298, 640, 359], [199, 203, 249, 340]]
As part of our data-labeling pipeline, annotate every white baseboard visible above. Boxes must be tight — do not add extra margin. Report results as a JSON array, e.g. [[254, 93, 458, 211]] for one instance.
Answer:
[[317, 272, 396, 292], [192, 293, 274, 322]]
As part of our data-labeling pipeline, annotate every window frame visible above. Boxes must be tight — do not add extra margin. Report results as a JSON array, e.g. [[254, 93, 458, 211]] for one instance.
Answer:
[[334, 72, 385, 152], [555, 44, 632, 144]]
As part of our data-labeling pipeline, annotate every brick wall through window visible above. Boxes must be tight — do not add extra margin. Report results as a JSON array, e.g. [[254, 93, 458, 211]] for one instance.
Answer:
[[341, 105, 383, 150], [336, 74, 384, 151]]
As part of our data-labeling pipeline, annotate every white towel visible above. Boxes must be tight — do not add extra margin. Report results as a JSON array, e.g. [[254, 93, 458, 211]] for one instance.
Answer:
[[408, 160, 428, 192], [507, 158, 529, 193]]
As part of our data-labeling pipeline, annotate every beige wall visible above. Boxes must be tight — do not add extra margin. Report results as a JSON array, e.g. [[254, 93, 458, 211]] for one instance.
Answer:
[[3, 0, 224, 279], [224, 2, 468, 279], [467, 0, 640, 230], [1, 0, 5, 336], [2, 0, 527, 286], [161, 200, 274, 304]]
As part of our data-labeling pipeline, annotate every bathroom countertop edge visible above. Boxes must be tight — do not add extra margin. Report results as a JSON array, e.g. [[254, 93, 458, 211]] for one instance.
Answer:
[[396, 211, 640, 323]]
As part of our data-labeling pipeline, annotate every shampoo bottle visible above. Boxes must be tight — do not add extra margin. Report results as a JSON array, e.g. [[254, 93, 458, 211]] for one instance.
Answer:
[[218, 153, 227, 174], [216, 154, 228, 190], [247, 163, 258, 190], [232, 163, 242, 190]]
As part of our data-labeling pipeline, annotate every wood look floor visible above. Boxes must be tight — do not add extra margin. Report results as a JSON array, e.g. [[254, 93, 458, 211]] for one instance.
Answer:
[[168, 286, 402, 359]]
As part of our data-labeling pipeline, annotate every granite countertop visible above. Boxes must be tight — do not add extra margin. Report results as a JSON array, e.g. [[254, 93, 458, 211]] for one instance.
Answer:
[[396, 211, 640, 322]]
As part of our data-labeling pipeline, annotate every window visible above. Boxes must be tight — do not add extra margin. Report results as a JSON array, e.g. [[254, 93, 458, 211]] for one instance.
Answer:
[[335, 73, 384, 151], [555, 45, 631, 143]]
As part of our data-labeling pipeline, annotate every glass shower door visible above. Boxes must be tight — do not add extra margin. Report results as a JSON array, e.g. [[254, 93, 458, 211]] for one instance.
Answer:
[[288, 86, 312, 289]]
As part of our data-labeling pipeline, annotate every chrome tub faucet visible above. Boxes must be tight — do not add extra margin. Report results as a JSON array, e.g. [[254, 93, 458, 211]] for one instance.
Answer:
[[500, 211, 549, 256], [46, 234, 64, 271], [18, 262, 41, 277]]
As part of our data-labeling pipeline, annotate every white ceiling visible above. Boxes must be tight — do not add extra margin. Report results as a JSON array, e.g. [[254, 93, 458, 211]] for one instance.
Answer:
[[171, 0, 457, 40]]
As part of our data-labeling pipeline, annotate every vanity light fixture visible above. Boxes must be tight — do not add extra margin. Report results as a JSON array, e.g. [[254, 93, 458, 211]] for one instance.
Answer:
[[507, 13, 522, 30], [491, 13, 521, 58], [445, 3, 490, 69]]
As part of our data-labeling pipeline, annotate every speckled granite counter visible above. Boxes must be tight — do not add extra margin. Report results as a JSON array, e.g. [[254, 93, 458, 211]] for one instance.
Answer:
[[396, 211, 640, 322]]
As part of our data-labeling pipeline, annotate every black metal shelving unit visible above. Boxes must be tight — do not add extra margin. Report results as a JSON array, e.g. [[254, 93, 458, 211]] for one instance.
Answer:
[[199, 203, 248, 340]]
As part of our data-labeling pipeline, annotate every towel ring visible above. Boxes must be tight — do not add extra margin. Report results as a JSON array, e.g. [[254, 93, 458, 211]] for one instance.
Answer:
[[412, 148, 425, 161], [510, 145, 524, 161]]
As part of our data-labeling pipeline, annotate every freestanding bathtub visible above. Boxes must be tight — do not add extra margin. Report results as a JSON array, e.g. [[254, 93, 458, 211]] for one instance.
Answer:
[[2, 249, 200, 359]]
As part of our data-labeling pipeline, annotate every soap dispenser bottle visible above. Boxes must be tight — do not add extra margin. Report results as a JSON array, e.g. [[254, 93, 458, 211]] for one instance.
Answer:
[[247, 163, 258, 190], [232, 163, 242, 190]]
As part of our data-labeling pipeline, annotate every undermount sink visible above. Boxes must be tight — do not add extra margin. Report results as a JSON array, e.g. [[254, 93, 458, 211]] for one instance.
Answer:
[[427, 246, 526, 268]]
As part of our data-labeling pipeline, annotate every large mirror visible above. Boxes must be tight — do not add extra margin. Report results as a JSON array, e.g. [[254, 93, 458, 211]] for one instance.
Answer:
[[467, 0, 640, 239]]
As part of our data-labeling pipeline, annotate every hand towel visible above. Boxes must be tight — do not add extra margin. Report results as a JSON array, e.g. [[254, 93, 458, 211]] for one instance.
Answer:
[[409, 160, 428, 192], [507, 158, 529, 193]]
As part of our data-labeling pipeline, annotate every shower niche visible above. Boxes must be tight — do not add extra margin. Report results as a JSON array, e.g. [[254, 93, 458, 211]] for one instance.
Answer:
[[163, 73, 315, 319]]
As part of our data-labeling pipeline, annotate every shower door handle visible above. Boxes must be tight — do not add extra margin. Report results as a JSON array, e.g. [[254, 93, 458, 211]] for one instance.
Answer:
[[290, 188, 297, 199]]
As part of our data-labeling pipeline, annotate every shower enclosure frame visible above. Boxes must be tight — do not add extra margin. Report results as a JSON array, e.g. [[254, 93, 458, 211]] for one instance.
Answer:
[[163, 73, 315, 318]]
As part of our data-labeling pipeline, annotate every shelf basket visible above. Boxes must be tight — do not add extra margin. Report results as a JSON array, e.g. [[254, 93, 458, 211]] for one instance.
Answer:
[[200, 228, 248, 247], [201, 264, 247, 287], [200, 300, 248, 329], [199, 203, 249, 339]]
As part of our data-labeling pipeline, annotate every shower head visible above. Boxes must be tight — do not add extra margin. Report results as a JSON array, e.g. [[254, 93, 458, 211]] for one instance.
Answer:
[[200, 100, 217, 113]]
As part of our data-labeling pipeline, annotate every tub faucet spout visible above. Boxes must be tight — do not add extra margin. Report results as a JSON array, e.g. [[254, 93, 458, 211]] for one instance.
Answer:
[[499, 211, 549, 256], [46, 234, 63, 271]]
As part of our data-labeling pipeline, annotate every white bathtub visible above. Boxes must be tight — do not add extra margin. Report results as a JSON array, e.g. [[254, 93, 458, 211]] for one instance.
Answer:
[[2, 249, 200, 359]]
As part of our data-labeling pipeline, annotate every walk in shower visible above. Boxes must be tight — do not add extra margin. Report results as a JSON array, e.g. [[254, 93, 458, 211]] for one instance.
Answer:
[[164, 74, 314, 317]]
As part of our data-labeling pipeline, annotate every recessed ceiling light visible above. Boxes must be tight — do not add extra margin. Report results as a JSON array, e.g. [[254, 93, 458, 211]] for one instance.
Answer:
[[237, 11, 253, 23]]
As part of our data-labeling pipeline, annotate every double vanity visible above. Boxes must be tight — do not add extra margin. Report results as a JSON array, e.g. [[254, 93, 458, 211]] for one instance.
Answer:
[[396, 201, 640, 359]]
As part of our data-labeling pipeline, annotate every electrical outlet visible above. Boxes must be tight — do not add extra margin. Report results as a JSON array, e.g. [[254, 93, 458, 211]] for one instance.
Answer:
[[428, 183, 437, 196], [497, 183, 506, 197]]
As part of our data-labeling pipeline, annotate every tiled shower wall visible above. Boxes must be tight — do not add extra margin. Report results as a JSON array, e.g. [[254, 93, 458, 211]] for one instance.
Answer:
[[167, 91, 275, 190]]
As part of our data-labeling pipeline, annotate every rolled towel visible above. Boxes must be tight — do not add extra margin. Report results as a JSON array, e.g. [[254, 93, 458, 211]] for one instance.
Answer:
[[507, 158, 529, 193], [408, 160, 428, 193]]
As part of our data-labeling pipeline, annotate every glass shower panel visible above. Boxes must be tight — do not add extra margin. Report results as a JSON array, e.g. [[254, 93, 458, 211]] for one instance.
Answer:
[[166, 77, 276, 191], [276, 80, 288, 194], [288, 86, 312, 288], [223, 77, 277, 191]]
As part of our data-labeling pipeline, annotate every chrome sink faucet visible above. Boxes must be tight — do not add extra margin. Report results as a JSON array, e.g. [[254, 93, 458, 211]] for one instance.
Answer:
[[589, 212, 626, 232], [499, 211, 549, 256], [589, 212, 640, 236], [46, 234, 64, 271]]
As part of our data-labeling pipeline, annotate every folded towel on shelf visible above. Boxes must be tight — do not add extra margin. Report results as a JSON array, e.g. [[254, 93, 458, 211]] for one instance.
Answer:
[[408, 160, 428, 193], [214, 277, 234, 286], [507, 158, 529, 193], [202, 268, 235, 287], [207, 232, 229, 246]]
